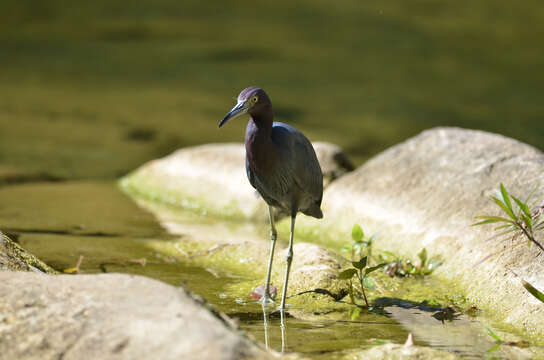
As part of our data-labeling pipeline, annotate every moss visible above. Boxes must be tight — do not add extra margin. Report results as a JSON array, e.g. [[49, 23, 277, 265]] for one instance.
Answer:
[[0, 232, 57, 274]]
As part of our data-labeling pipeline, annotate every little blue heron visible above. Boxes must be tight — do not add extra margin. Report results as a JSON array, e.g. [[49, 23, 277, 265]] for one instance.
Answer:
[[219, 86, 323, 311]]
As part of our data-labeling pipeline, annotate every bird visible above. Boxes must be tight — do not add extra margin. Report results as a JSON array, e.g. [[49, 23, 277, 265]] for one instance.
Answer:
[[218, 86, 323, 311]]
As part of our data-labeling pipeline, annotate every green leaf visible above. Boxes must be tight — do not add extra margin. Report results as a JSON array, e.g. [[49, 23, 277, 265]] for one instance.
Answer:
[[475, 215, 515, 223], [500, 183, 515, 216], [511, 195, 531, 219], [368, 233, 378, 244], [493, 224, 514, 231], [472, 219, 499, 226], [365, 262, 387, 275], [359, 256, 368, 269], [522, 280, 544, 304], [352, 224, 364, 242], [340, 246, 352, 253], [491, 196, 517, 221], [63, 266, 79, 274], [350, 306, 361, 320], [363, 276, 376, 290], [485, 325, 502, 342], [352, 261, 364, 270], [521, 214, 533, 229], [486, 344, 501, 353], [417, 248, 427, 266], [339, 268, 357, 280]]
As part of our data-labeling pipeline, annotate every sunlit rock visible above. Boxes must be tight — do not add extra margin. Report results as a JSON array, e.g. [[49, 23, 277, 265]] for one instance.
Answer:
[[0, 271, 272, 360], [322, 127, 544, 338]]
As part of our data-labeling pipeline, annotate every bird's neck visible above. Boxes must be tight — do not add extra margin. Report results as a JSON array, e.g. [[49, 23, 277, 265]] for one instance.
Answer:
[[249, 106, 274, 132], [245, 113, 277, 174]]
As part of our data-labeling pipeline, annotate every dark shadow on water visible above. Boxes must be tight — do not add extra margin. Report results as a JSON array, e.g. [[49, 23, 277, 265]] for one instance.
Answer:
[[374, 297, 499, 359], [374, 297, 461, 323]]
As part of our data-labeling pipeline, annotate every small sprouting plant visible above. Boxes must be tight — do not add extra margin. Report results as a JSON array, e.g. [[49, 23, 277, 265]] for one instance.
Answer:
[[381, 248, 442, 278], [339, 255, 386, 308], [473, 183, 544, 253], [484, 325, 529, 353], [341, 224, 377, 263]]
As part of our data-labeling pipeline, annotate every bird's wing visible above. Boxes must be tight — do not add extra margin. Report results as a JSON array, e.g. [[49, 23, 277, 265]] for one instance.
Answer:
[[246, 152, 283, 208], [245, 157, 257, 190], [271, 122, 323, 203]]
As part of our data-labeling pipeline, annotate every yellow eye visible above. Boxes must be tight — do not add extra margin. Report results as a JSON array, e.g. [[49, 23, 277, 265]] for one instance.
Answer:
[[251, 96, 258, 104]]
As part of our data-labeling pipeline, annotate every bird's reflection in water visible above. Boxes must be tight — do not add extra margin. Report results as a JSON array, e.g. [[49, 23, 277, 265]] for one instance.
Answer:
[[261, 304, 287, 353], [261, 303, 270, 349]]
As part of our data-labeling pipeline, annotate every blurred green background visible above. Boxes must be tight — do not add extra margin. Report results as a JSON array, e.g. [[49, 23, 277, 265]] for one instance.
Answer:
[[1, 0, 543, 179]]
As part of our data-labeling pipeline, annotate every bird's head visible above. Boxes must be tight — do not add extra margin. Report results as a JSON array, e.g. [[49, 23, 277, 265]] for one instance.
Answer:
[[218, 86, 271, 128]]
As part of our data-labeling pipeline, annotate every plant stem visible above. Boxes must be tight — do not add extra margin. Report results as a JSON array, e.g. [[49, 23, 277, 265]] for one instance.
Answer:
[[517, 220, 544, 253], [358, 270, 370, 308]]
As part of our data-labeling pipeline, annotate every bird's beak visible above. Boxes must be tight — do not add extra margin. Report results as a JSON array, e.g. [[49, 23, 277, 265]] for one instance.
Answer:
[[218, 101, 248, 128]]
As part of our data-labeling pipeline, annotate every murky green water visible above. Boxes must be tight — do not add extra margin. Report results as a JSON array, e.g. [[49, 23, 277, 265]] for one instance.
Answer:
[[2, 181, 537, 358], [1, 1, 543, 179]]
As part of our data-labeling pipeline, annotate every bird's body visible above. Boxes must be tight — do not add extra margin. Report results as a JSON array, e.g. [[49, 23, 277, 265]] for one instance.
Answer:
[[245, 121, 323, 218], [219, 86, 323, 312]]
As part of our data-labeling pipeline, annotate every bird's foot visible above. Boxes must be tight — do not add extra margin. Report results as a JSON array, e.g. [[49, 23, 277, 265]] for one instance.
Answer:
[[260, 294, 276, 306], [250, 284, 277, 305]]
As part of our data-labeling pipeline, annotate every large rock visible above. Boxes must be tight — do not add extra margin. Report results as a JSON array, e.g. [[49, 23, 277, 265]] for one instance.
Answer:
[[321, 127, 544, 338], [120, 142, 353, 221], [0, 271, 272, 360]]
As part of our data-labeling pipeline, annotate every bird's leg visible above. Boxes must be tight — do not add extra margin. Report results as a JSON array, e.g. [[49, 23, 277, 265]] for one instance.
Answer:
[[261, 302, 270, 349], [280, 309, 287, 353], [280, 215, 296, 312], [261, 205, 277, 305]]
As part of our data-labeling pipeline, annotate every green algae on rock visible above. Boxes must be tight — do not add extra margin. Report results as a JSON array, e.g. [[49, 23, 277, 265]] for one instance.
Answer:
[[0, 232, 56, 273]]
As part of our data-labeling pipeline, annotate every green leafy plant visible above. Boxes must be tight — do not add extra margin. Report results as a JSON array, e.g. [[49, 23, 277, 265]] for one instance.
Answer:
[[381, 248, 442, 277], [341, 224, 377, 263], [484, 325, 529, 353], [473, 183, 544, 252], [339, 255, 386, 308]]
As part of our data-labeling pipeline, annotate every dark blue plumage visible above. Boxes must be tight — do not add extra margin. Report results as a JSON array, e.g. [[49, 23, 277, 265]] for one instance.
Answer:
[[245, 122, 323, 218], [219, 86, 323, 312]]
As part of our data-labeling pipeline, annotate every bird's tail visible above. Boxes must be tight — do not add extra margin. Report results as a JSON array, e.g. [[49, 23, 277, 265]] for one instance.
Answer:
[[303, 206, 323, 219]]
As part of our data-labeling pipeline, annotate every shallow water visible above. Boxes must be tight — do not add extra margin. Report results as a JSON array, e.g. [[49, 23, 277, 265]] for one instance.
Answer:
[[3, 181, 538, 358]]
